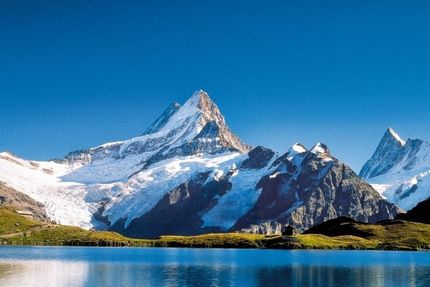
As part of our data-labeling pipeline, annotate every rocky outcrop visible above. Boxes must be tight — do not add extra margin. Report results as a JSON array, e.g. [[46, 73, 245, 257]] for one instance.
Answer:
[[240, 146, 275, 170], [0, 182, 49, 222], [111, 171, 232, 238]]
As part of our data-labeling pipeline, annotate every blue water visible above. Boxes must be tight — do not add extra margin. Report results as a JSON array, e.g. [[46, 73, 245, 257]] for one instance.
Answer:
[[0, 247, 430, 287]]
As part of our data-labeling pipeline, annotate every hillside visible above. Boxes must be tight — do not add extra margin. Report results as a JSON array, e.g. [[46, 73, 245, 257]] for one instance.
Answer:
[[2, 206, 430, 250]]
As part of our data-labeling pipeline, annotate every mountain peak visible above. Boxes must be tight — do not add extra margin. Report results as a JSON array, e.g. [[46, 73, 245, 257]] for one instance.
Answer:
[[182, 90, 210, 110], [310, 143, 331, 157], [359, 127, 408, 178], [63, 90, 251, 169], [187, 89, 209, 105], [180, 90, 225, 126], [385, 127, 406, 146]]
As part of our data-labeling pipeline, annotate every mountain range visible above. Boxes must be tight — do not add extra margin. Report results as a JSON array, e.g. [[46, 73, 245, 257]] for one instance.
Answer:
[[0, 91, 415, 238]]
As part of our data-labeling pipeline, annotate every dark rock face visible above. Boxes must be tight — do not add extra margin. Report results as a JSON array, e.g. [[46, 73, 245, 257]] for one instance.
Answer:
[[240, 146, 275, 170], [396, 198, 430, 224], [111, 172, 232, 239], [232, 144, 402, 233]]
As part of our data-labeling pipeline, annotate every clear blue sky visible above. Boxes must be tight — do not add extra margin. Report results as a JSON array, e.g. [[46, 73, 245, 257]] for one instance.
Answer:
[[1, 1, 430, 173]]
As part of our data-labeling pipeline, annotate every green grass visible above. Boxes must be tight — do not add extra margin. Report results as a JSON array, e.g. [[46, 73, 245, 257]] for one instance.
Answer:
[[2, 205, 430, 250], [0, 206, 152, 246], [351, 220, 430, 250], [3, 225, 154, 246], [157, 233, 267, 248], [0, 207, 43, 235], [295, 234, 378, 249]]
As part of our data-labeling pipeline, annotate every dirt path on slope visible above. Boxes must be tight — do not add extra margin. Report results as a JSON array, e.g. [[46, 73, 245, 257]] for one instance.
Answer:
[[0, 224, 55, 239]]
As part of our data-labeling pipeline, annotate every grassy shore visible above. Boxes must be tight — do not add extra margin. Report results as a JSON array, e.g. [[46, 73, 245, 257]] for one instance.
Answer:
[[2, 206, 430, 250]]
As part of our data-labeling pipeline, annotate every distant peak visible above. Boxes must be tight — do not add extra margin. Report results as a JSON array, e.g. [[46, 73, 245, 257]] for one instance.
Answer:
[[359, 127, 407, 178], [310, 143, 331, 157], [292, 143, 307, 154], [384, 127, 405, 146]]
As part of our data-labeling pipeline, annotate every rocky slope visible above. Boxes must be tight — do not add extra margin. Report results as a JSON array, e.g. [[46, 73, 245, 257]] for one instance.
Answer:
[[0, 90, 402, 238], [359, 128, 430, 210], [0, 181, 49, 222]]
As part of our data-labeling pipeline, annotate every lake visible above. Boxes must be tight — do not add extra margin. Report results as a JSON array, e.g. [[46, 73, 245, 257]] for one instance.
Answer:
[[0, 246, 429, 286]]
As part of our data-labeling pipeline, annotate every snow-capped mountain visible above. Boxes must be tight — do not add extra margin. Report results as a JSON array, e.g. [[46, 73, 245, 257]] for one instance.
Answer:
[[0, 91, 402, 237], [359, 127, 430, 210], [232, 143, 401, 234], [59, 90, 251, 183]]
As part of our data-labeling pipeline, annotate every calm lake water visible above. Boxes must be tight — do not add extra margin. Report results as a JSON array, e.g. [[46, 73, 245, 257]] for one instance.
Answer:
[[0, 246, 429, 286]]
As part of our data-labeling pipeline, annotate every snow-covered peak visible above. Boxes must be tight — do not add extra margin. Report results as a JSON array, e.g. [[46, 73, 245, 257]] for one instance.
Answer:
[[362, 128, 430, 211], [310, 143, 330, 157], [141, 90, 223, 139], [62, 90, 250, 172], [185, 89, 208, 108], [359, 128, 405, 179], [292, 143, 307, 154], [387, 127, 406, 146], [359, 128, 425, 179], [271, 142, 333, 172]]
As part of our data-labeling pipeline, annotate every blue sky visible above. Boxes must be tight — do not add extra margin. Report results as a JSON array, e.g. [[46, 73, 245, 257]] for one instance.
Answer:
[[1, 1, 430, 173]]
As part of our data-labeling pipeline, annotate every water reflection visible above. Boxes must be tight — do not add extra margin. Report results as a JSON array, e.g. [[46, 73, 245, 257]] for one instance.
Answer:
[[1, 248, 430, 287], [254, 265, 430, 287], [0, 261, 89, 287]]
